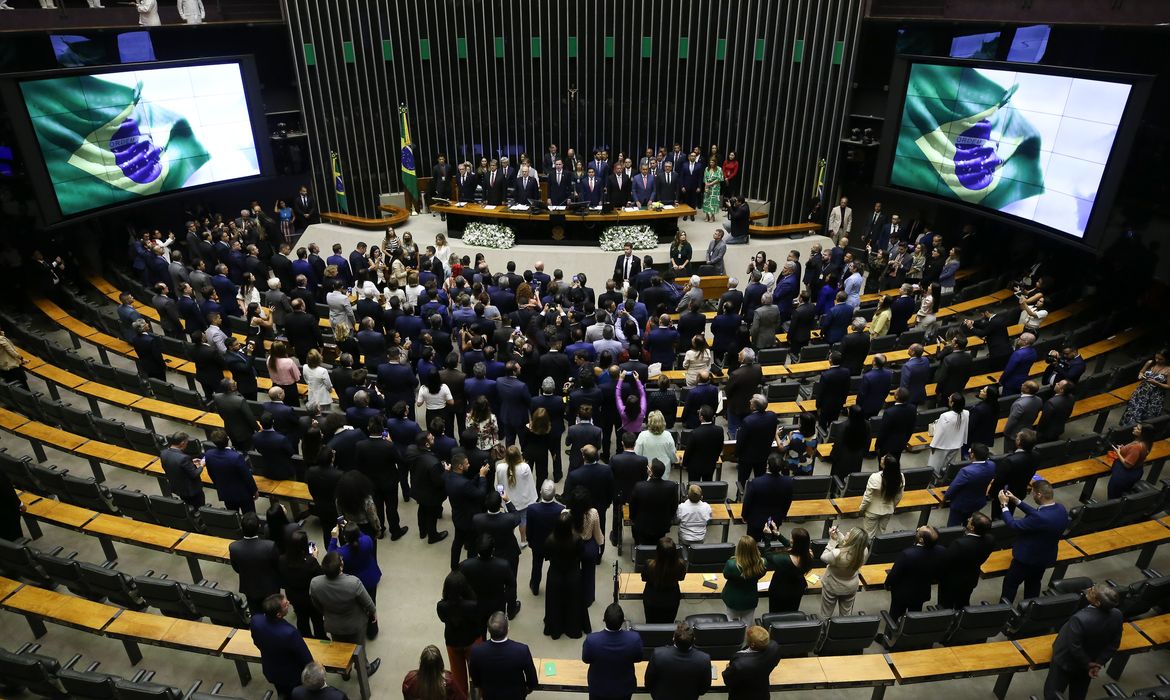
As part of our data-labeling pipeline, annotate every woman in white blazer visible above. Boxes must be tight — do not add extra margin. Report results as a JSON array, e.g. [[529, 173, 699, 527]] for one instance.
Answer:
[[928, 393, 970, 474], [858, 454, 904, 540]]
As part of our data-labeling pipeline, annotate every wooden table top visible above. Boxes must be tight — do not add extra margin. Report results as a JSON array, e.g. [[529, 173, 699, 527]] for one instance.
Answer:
[[174, 532, 232, 561], [0, 406, 30, 431], [25, 497, 100, 529], [74, 441, 157, 470], [819, 653, 896, 685], [618, 567, 826, 597], [14, 421, 88, 450], [1069, 519, 1170, 557], [0, 576, 23, 602], [434, 202, 697, 222], [221, 632, 355, 672], [131, 397, 208, 423], [1132, 613, 1170, 646], [3, 585, 116, 630], [1039, 457, 1112, 486], [834, 489, 939, 517], [32, 364, 88, 389], [886, 646, 961, 681], [84, 514, 185, 550], [982, 540, 1083, 575], [73, 381, 143, 405]]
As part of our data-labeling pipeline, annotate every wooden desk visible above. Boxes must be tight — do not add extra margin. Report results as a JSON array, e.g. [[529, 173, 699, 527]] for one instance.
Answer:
[[433, 201, 696, 223], [0, 576, 23, 602], [75, 441, 157, 470], [982, 540, 1083, 576], [3, 585, 116, 632], [1131, 613, 1170, 646], [834, 489, 940, 518], [222, 632, 363, 697], [23, 497, 100, 529], [0, 406, 30, 431], [1068, 519, 1170, 570], [84, 513, 184, 550], [174, 532, 232, 561], [886, 647, 961, 681], [818, 653, 896, 686]]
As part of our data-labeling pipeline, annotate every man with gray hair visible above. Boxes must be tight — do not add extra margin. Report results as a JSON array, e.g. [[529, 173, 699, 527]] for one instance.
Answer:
[[719, 276, 744, 315], [265, 276, 292, 330], [724, 347, 761, 438], [749, 291, 779, 350], [523, 479, 565, 595], [291, 661, 347, 699], [734, 393, 779, 492], [468, 612, 537, 698], [130, 318, 167, 380], [803, 243, 824, 294], [1045, 582, 1123, 700], [676, 274, 705, 311]]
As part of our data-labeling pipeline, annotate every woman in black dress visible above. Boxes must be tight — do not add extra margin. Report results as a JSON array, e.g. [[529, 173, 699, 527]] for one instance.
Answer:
[[967, 385, 999, 452], [829, 405, 871, 481], [436, 570, 479, 698], [640, 536, 688, 623], [521, 406, 553, 486], [764, 525, 814, 614], [543, 510, 591, 640], [278, 529, 325, 638]]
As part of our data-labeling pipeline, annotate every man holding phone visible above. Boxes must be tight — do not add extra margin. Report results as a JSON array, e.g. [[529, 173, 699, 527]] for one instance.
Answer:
[[998, 479, 1069, 603]]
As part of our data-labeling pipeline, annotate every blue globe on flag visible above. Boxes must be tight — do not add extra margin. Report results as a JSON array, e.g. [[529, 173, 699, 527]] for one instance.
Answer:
[[401, 146, 415, 170]]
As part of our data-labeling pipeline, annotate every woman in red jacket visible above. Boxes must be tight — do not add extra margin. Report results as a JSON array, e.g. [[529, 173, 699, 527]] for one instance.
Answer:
[[722, 151, 740, 206]]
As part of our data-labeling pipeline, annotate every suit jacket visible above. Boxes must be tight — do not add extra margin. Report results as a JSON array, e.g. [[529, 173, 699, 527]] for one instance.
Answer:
[[938, 532, 995, 598], [565, 422, 604, 471], [631, 172, 656, 206], [222, 350, 259, 398], [513, 174, 539, 205], [352, 437, 400, 493], [1004, 394, 1043, 442], [645, 645, 713, 700], [309, 572, 375, 638], [629, 478, 680, 542], [456, 172, 478, 202], [582, 629, 644, 698], [735, 410, 779, 469], [284, 311, 323, 361], [788, 302, 817, 350], [889, 295, 917, 336], [722, 640, 783, 700], [682, 384, 719, 429], [886, 543, 943, 609], [1051, 605, 1124, 672], [131, 333, 167, 379], [204, 446, 258, 506], [546, 169, 574, 204], [1003, 501, 1069, 567], [524, 500, 565, 560], [935, 350, 974, 400], [482, 169, 506, 204], [580, 175, 604, 205], [990, 450, 1039, 503], [742, 473, 794, 532], [564, 461, 615, 516], [252, 429, 297, 480], [865, 210, 888, 243], [250, 613, 313, 691], [971, 312, 1013, 360], [159, 446, 203, 501], [406, 446, 447, 506], [446, 471, 488, 532], [678, 160, 703, 192], [293, 193, 316, 221], [496, 376, 532, 429], [899, 356, 932, 405], [468, 638, 537, 700], [1001, 347, 1038, 395], [817, 366, 852, 419], [610, 451, 649, 503], [1036, 393, 1075, 442], [750, 304, 780, 349], [856, 368, 892, 418], [683, 423, 725, 479], [827, 204, 853, 236], [606, 172, 633, 207], [818, 303, 853, 344], [229, 536, 281, 601], [838, 331, 871, 376], [876, 402, 917, 455], [473, 506, 522, 565], [214, 392, 257, 448], [654, 171, 680, 203], [944, 460, 996, 514]]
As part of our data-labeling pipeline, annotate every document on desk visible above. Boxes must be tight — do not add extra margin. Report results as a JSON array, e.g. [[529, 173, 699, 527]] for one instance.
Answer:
[[481, 205, 496, 210], [549, 206, 567, 211], [511, 205, 530, 211], [622, 207, 640, 212], [454, 202, 467, 207], [663, 204, 676, 210], [590, 206, 603, 211]]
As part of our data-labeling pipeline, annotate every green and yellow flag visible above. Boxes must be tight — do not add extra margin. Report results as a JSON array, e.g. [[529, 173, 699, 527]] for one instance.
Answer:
[[331, 151, 348, 214], [892, 64, 1044, 209], [21, 74, 209, 216], [398, 105, 419, 201]]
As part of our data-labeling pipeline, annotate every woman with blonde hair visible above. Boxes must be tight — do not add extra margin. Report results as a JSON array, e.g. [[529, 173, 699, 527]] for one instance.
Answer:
[[433, 233, 452, 270], [495, 444, 537, 546], [634, 410, 677, 478], [302, 348, 333, 409], [721, 535, 769, 622], [820, 525, 869, 617], [682, 336, 713, 387]]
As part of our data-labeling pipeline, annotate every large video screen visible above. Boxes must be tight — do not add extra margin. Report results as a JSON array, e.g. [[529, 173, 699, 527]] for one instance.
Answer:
[[18, 62, 260, 216], [886, 61, 1139, 240]]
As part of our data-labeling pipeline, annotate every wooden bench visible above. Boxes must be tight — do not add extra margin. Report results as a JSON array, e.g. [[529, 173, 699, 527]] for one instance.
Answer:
[[747, 222, 823, 238], [319, 211, 398, 230], [377, 203, 413, 226], [672, 275, 730, 301], [0, 576, 371, 699]]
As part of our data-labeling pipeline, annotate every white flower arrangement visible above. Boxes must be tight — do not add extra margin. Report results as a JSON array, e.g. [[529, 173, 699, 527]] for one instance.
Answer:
[[600, 225, 657, 251], [463, 222, 515, 249]]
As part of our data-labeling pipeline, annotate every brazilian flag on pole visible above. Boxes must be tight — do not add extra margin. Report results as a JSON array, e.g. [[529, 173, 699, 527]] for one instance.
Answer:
[[21, 74, 209, 216], [813, 158, 827, 199], [399, 105, 419, 204], [892, 64, 1044, 208], [331, 151, 348, 214]]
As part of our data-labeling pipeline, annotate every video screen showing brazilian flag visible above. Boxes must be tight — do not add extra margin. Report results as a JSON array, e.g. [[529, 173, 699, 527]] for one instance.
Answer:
[[20, 62, 260, 216], [891, 63, 1132, 238]]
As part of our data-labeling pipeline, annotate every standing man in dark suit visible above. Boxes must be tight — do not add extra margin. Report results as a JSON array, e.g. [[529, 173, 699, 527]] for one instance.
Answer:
[[580, 166, 604, 206], [998, 479, 1070, 603], [654, 161, 679, 203], [468, 613, 537, 700], [788, 291, 818, 360], [881, 213, 904, 252], [222, 337, 259, 401], [565, 406, 604, 473], [899, 344, 932, 406], [942, 443, 996, 526], [496, 362, 531, 445], [937, 512, 995, 609], [582, 604, 644, 700], [214, 379, 258, 452], [406, 433, 450, 544], [934, 335, 974, 405], [284, 299, 323, 364], [722, 626, 782, 699], [159, 432, 205, 508], [875, 388, 917, 459], [989, 429, 1039, 518], [352, 419, 409, 541], [606, 163, 633, 208], [864, 202, 887, 247], [204, 429, 259, 512], [889, 285, 918, 336], [546, 159, 573, 205], [678, 152, 703, 219], [816, 351, 852, 430], [513, 164, 539, 205], [1037, 380, 1076, 442], [818, 292, 854, 344], [229, 512, 282, 613], [482, 161, 505, 205], [682, 406, 724, 482], [292, 185, 317, 230], [838, 318, 871, 375], [628, 460, 679, 546], [965, 309, 1014, 369], [250, 593, 313, 699], [741, 455, 794, 540], [613, 243, 641, 288], [644, 622, 712, 700], [725, 348, 763, 439], [734, 395, 778, 491], [130, 320, 167, 381], [1044, 583, 1124, 700], [856, 355, 892, 418], [525, 481, 565, 595], [885, 525, 944, 620], [564, 444, 615, 535], [609, 432, 649, 547], [446, 451, 490, 571], [455, 162, 478, 202], [473, 490, 523, 584]]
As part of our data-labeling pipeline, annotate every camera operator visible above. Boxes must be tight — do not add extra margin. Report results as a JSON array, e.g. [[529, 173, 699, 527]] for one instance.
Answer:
[[1043, 345, 1086, 386]]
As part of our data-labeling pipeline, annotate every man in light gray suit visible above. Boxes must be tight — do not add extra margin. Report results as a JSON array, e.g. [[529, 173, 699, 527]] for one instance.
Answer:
[[675, 275, 705, 312], [749, 294, 780, 349], [704, 229, 727, 275], [213, 379, 258, 451], [159, 431, 205, 508], [263, 277, 293, 330], [168, 250, 190, 295], [152, 283, 184, 339], [1003, 379, 1043, 453], [309, 551, 381, 673], [828, 195, 853, 241]]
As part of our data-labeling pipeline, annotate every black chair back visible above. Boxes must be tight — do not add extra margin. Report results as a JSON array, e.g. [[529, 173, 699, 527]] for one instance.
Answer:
[[879, 609, 958, 651], [1004, 593, 1082, 638], [693, 619, 748, 660], [631, 623, 677, 661], [943, 603, 1013, 645], [815, 614, 881, 655], [867, 530, 917, 565], [791, 475, 832, 500], [0, 648, 64, 698], [762, 613, 823, 657], [186, 585, 251, 627], [684, 543, 735, 573]]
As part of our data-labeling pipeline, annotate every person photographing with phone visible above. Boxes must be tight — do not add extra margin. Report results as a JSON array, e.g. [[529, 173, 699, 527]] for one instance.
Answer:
[[997, 479, 1069, 603]]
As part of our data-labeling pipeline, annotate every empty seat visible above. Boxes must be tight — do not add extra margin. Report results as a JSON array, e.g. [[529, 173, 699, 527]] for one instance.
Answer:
[[57, 665, 120, 700], [879, 608, 958, 651], [109, 488, 156, 524], [1116, 483, 1169, 527], [791, 475, 833, 500], [77, 563, 147, 610], [186, 585, 251, 627], [197, 507, 243, 539], [1032, 440, 1069, 469], [834, 472, 868, 498], [0, 540, 55, 587], [0, 449, 41, 494], [1065, 498, 1125, 537], [1117, 575, 1170, 620], [815, 613, 881, 655], [0, 647, 65, 699], [27, 464, 69, 496], [683, 543, 734, 573], [123, 424, 162, 454], [901, 467, 934, 491], [34, 550, 93, 599], [90, 416, 127, 446], [758, 348, 788, 366], [943, 603, 1013, 645], [133, 574, 200, 620], [57, 403, 97, 440], [693, 618, 747, 660], [148, 495, 203, 532], [632, 545, 657, 574], [632, 623, 677, 660], [1003, 592, 1083, 638], [798, 344, 831, 362], [867, 530, 918, 565], [869, 334, 897, 352], [760, 612, 823, 657], [59, 475, 115, 514], [765, 382, 800, 402], [113, 678, 184, 700]]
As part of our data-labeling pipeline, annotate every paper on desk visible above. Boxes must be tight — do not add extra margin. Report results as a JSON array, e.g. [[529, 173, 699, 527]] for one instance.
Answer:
[[511, 205, 530, 211], [543, 661, 557, 677], [454, 202, 467, 207], [757, 581, 770, 593], [663, 204, 676, 210], [481, 205, 496, 210], [622, 207, 639, 212], [590, 206, 603, 210], [550, 205, 567, 211]]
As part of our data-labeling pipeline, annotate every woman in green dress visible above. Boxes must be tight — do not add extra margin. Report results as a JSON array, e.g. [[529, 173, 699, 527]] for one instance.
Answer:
[[702, 156, 724, 222]]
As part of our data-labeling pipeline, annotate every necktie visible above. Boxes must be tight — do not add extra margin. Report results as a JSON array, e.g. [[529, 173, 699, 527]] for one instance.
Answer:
[[491, 173, 495, 186], [617, 176, 622, 189], [643, 175, 648, 188], [523, 177, 528, 189], [667, 173, 671, 184], [873, 212, 878, 223]]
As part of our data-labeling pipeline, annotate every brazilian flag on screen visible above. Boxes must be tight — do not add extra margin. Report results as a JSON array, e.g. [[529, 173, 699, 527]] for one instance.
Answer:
[[399, 105, 419, 201], [21, 74, 209, 216], [892, 64, 1044, 208]]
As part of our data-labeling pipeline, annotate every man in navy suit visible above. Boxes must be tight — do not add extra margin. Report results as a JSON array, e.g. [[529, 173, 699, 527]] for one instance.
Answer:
[[1044, 345, 1087, 386], [681, 371, 719, 429], [678, 152, 703, 218], [205, 429, 260, 512], [496, 362, 532, 445], [252, 415, 298, 482], [965, 309, 1014, 368], [582, 604, 643, 700], [564, 444, 615, 535], [1000, 332, 1038, 396], [818, 291, 853, 344], [654, 161, 679, 203], [1045, 583, 1124, 700], [856, 354, 892, 418], [613, 243, 642, 287], [741, 455, 794, 540], [606, 163, 633, 208], [943, 443, 996, 526], [889, 285, 918, 336], [734, 395, 779, 490], [464, 362, 500, 414], [876, 388, 917, 459], [130, 321, 167, 380], [455, 163, 478, 202], [250, 593, 313, 698], [998, 479, 1070, 603], [546, 159, 574, 204], [899, 343, 932, 405], [631, 164, 656, 207], [816, 351, 852, 430], [229, 512, 281, 613], [325, 244, 351, 286], [513, 164, 539, 205], [886, 525, 944, 620], [589, 151, 609, 182], [565, 405, 604, 473], [468, 612, 537, 700], [881, 214, 905, 252], [482, 161, 505, 204], [773, 262, 800, 323], [524, 481, 565, 595], [261, 386, 300, 446], [937, 512, 995, 610], [290, 661, 349, 700]]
